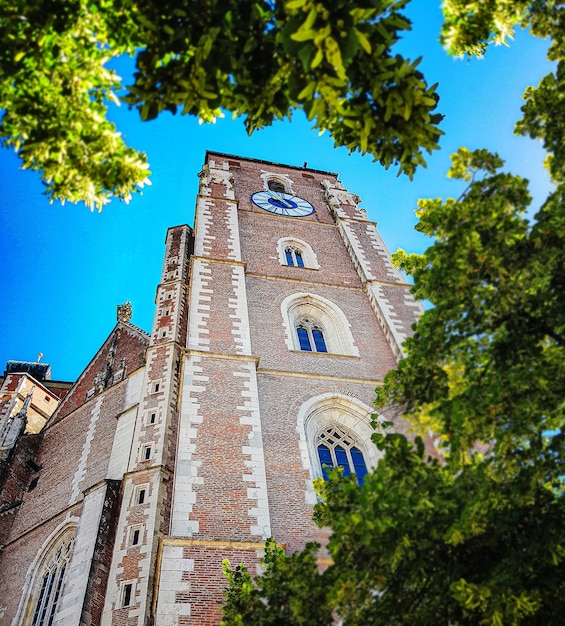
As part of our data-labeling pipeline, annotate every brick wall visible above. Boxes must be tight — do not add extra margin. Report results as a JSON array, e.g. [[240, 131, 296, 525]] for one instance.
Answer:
[[55, 324, 148, 422]]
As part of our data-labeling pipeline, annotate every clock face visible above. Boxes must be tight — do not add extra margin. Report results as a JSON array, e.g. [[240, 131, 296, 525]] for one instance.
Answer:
[[251, 191, 315, 217]]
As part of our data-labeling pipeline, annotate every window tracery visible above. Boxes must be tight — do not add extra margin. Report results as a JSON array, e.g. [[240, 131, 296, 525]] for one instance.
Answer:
[[296, 393, 384, 499], [277, 238, 318, 269], [285, 246, 305, 267], [26, 527, 75, 626], [296, 318, 327, 352], [317, 424, 368, 484]]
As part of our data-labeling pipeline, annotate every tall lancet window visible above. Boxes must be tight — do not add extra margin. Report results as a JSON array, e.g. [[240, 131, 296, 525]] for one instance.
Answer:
[[317, 424, 368, 485], [27, 528, 75, 626], [296, 318, 327, 352]]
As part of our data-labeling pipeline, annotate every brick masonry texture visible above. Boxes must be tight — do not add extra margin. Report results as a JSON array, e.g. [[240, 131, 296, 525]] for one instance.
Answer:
[[0, 153, 425, 626]]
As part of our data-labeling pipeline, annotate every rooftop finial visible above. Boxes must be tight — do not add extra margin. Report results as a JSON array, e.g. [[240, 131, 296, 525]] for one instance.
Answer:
[[117, 301, 132, 323]]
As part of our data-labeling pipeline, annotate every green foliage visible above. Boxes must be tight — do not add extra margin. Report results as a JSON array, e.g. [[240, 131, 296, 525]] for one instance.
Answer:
[[440, 1, 565, 186], [1, 0, 444, 209], [0, 0, 150, 210], [222, 149, 565, 625], [440, 0, 532, 57], [221, 538, 332, 625], [222, 3, 565, 623], [371, 147, 565, 624]]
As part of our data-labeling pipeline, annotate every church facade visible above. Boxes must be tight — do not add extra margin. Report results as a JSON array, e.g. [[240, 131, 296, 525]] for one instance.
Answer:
[[0, 153, 422, 625]]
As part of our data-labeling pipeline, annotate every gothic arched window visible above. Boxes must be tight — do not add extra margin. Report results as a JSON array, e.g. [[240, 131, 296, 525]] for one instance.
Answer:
[[297, 393, 384, 501], [296, 318, 327, 352], [317, 424, 368, 485], [26, 527, 75, 626], [281, 293, 359, 356], [285, 246, 305, 267], [277, 238, 318, 269]]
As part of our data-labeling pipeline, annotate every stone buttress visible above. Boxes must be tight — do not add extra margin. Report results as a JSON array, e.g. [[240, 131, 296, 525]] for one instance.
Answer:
[[153, 161, 270, 625], [101, 225, 193, 626]]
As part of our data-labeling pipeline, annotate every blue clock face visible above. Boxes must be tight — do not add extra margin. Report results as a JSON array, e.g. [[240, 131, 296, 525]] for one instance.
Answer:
[[251, 191, 315, 217]]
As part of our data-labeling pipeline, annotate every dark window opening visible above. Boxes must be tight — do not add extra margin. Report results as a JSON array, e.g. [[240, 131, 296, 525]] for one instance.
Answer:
[[123, 583, 133, 607], [27, 459, 41, 472], [297, 326, 312, 351], [268, 180, 286, 193], [30, 534, 74, 626], [138, 489, 146, 504]]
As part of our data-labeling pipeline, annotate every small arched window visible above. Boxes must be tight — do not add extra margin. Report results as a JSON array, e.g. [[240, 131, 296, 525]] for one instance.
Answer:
[[296, 318, 327, 352], [285, 246, 305, 267], [28, 529, 75, 626], [282, 293, 358, 356], [268, 179, 286, 193], [317, 424, 368, 485], [277, 238, 318, 270]]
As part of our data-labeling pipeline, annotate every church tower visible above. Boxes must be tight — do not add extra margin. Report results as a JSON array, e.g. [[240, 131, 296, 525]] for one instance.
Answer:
[[0, 153, 421, 626], [147, 152, 421, 623]]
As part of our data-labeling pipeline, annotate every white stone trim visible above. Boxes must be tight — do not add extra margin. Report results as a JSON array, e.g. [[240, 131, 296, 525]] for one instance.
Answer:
[[194, 198, 215, 258], [296, 393, 384, 490], [154, 545, 194, 622], [280, 293, 359, 356], [276, 237, 319, 269], [230, 265, 253, 355], [187, 260, 212, 351], [171, 356, 205, 537], [53, 487, 109, 625], [234, 363, 271, 539], [225, 200, 242, 261], [259, 171, 294, 194], [101, 474, 160, 626], [366, 283, 416, 360], [106, 407, 137, 480]]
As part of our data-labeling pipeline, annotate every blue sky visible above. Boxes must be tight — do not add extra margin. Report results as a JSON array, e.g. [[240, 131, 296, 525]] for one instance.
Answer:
[[0, 1, 554, 382]]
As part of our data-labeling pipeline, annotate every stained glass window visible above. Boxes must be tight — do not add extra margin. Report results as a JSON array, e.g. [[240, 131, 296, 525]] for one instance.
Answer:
[[296, 319, 327, 353], [316, 425, 368, 485], [30, 531, 74, 626], [285, 246, 305, 267]]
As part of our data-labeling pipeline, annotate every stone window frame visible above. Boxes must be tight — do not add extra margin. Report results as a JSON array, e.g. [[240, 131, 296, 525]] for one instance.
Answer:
[[277, 237, 319, 270], [281, 292, 359, 356], [128, 524, 143, 548], [259, 171, 294, 195], [317, 423, 368, 484], [141, 444, 153, 462], [15, 521, 77, 626], [120, 580, 136, 608], [134, 484, 149, 505], [296, 393, 384, 493], [295, 317, 328, 353]]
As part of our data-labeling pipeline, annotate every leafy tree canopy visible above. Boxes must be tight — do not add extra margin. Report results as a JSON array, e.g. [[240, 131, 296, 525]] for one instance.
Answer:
[[221, 1, 565, 624], [1, 0, 444, 209]]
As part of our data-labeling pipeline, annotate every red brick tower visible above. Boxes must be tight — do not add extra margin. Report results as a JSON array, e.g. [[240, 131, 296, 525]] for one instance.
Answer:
[[150, 152, 421, 624], [0, 153, 421, 626]]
